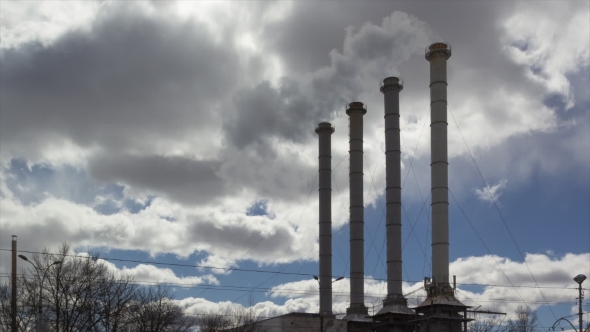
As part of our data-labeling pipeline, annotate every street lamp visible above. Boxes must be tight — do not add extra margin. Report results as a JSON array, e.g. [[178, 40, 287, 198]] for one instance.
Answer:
[[18, 255, 63, 332], [574, 274, 586, 332], [313, 276, 344, 332], [551, 316, 579, 332]]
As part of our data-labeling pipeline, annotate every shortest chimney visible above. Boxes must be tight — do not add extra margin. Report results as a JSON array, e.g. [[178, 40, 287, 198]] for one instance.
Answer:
[[315, 122, 335, 317]]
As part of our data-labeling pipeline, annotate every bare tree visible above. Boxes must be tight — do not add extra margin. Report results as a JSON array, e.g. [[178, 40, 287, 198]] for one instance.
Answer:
[[0, 281, 36, 331], [197, 311, 232, 332], [197, 306, 268, 332], [92, 273, 138, 332], [468, 314, 506, 332], [128, 285, 197, 332], [506, 306, 538, 332], [19, 243, 115, 332], [4, 243, 245, 332], [468, 305, 539, 332], [12, 243, 139, 332]]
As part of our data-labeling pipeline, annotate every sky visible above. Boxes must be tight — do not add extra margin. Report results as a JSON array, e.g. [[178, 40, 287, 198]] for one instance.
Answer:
[[1, 0, 589, 328]]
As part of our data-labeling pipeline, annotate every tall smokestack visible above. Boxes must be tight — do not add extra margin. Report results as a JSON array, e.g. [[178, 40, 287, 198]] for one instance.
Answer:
[[427, 42, 452, 288], [415, 43, 473, 332], [416, 41, 469, 332], [377, 78, 413, 316], [345, 102, 368, 318], [316, 122, 335, 317]]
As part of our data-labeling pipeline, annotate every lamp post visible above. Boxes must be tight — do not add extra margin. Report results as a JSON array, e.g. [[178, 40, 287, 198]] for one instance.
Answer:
[[574, 274, 586, 332], [18, 255, 63, 332], [11, 236, 17, 332], [314, 276, 344, 332], [550, 275, 587, 332]]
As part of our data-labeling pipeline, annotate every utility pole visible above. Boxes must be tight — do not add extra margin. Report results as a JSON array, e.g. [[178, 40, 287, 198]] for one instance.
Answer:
[[11, 235, 18, 332], [575, 274, 587, 332]]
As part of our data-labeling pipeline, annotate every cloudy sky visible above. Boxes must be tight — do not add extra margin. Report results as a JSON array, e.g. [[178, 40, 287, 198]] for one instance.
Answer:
[[1, 0, 589, 327]]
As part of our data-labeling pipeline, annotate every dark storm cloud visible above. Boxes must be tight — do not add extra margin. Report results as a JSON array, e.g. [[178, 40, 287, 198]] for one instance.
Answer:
[[230, 81, 298, 147], [218, 145, 318, 202], [260, 1, 510, 112], [225, 10, 432, 149], [261, 2, 504, 72], [186, 215, 303, 262], [261, 2, 357, 72], [0, 3, 252, 205], [1, 1, 587, 287], [2, 0, 582, 213], [0, 2, 438, 208], [88, 154, 226, 205], [225, 78, 325, 149], [0, 5, 239, 155]]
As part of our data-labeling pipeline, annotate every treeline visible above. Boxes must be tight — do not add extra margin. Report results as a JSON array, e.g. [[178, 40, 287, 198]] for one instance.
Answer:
[[468, 306, 539, 332], [0, 244, 266, 332]]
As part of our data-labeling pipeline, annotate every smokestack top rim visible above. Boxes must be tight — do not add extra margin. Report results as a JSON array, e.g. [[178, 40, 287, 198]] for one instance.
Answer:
[[379, 77, 404, 92], [315, 122, 335, 134], [425, 42, 451, 60], [346, 101, 367, 115]]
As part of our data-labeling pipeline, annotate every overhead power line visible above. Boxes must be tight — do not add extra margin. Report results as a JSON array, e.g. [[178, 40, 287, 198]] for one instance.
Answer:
[[448, 103, 558, 320], [193, 169, 322, 300], [2, 273, 584, 304], [448, 189, 532, 310], [2, 249, 585, 291]]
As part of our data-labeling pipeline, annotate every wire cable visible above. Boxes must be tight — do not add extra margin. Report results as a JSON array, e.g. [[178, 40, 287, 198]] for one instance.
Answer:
[[4, 250, 585, 291], [234, 154, 351, 304], [193, 172, 320, 299], [448, 103, 558, 320], [448, 189, 531, 310]]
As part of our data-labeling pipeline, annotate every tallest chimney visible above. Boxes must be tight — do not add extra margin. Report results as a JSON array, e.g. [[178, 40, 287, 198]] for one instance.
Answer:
[[416, 42, 469, 332], [427, 42, 452, 287], [316, 122, 335, 317]]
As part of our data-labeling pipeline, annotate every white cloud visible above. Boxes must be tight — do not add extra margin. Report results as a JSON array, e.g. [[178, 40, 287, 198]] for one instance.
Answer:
[[177, 297, 318, 320], [0, 182, 320, 267], [0, 4, 588, 327], [196, 254, 238, 275], [64, 251, 219, 287], [450, 253, 590, 317], [0, 1, 100, 49], [100, 259, 219, 287], [501, 1, 590, 109], [175, 253, 589, 320], [475, 179, 508, 203]]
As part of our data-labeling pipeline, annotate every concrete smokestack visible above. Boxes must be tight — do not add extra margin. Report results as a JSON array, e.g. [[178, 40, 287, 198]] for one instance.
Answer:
[[416, 41, 469, 332], [427, 42, 452, 288], [377, 78, 413, 316], [345, 102, 368, 318], [316, 122, 335, 317]]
